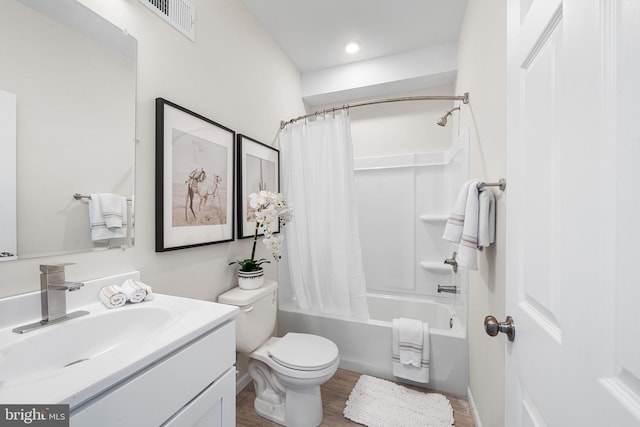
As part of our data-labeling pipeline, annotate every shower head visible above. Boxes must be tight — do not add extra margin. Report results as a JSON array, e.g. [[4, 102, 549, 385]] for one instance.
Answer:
[[436, 106, 461, 127], [436, 116, 449, 127]]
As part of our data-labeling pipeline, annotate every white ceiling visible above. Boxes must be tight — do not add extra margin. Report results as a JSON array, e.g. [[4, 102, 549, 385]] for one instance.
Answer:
[[241, 1, 467, 105], [241, 0, 468, 74]]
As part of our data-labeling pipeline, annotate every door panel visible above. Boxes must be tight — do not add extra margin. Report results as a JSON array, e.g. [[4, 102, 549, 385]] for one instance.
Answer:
[[599, 1, 640, 419], [520, 15, 562, 336], [506, 0, 640, 425]]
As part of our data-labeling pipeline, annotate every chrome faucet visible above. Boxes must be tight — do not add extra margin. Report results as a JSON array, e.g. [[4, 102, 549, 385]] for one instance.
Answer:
[[12, 263, 89, 334], [40, 263, 85, 322], [444, 251, 458, 273]]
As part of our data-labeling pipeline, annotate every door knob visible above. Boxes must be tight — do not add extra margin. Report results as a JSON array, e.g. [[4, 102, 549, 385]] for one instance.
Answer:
[[484, 315, 516, 342]]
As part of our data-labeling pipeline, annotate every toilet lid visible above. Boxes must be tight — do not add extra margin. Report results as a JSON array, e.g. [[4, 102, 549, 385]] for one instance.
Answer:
[[268, 333, 339, 371]]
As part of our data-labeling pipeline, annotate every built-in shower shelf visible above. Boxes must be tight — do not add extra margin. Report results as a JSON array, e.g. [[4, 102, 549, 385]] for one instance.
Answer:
[[420, 261, 451, 273], [419, 214, 449, 223]]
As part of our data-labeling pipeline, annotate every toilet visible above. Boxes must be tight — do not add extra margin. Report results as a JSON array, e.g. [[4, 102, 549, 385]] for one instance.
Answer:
[[218, 280, 339, 427]]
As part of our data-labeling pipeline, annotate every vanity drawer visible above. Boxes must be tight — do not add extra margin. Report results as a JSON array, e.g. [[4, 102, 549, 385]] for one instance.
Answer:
[[70, 320, 235, 426]]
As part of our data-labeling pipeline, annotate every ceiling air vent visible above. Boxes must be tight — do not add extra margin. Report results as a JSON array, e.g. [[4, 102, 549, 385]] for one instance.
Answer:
[[139, 0, 195, 41]]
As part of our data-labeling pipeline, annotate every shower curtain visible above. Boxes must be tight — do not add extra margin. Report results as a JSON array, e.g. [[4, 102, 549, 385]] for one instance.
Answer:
[[280, 111, 369, 320]]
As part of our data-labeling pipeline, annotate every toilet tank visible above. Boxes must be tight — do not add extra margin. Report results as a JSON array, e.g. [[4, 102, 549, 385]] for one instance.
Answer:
[[218, 280, 278, 353]]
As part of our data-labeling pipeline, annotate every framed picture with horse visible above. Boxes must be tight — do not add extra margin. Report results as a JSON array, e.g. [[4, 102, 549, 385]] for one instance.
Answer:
[[236, 134, 280, 239], [155, 98, 235, 251]]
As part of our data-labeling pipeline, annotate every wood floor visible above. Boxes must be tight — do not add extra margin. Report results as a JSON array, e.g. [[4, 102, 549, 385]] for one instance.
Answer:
[[236, 368, 476, 426]]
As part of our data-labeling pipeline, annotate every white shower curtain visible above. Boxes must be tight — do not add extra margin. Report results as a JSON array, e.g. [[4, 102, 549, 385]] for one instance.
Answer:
[[280, 111, 369, 320]]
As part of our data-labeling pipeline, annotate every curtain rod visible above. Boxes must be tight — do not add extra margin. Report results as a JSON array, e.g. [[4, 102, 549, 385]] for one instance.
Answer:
[[280, 92, 469, 129]]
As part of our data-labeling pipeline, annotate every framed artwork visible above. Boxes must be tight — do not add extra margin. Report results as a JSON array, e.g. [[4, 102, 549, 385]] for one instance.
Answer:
[[236, 134, 280, 239], [155, 98, 235, 251]]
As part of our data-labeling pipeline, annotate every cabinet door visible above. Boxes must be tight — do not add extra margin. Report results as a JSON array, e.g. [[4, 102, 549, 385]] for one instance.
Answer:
[[162, 368, 236, 427], [70, 322, 235, 426]]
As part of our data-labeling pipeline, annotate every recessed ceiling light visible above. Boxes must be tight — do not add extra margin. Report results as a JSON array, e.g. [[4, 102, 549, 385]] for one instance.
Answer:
[[345, 42, 360, 54]]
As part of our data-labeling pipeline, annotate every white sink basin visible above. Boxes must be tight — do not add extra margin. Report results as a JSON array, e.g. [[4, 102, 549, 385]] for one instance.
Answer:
[[0, 304, 172, 383], [0, 273, 238, 408]]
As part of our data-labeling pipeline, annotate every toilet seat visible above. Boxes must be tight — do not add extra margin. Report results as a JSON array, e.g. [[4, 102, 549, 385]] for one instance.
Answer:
[[268, 333, 339, 371]]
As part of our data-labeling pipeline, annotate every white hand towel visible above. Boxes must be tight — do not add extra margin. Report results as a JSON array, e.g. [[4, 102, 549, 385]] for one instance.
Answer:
[[99, 285, 127, 308], [89, 194, 128, 242], [393, 318, 423, 368], [129, 194, 135, 240], [99, 193, 126, 229], [478, 188, 496, 248], [120, 279, 146, 303], [392, 321, 430, 383], [457, 181, 481, 270], [442, 180, 474, 243]]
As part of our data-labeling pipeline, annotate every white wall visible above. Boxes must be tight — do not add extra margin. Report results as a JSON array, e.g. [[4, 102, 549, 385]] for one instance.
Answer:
[[0, 0, 305, 300], [454, 1, 507, 426], [348, 86, 456, 158]]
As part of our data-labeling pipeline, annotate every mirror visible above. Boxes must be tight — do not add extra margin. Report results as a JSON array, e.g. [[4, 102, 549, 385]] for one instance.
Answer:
[[0, 0, 136, 260]]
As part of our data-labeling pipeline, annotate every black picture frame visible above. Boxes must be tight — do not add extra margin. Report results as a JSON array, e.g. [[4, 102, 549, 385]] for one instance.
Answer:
[[236, 134, 280, 239], [155, 98, 235, 251]]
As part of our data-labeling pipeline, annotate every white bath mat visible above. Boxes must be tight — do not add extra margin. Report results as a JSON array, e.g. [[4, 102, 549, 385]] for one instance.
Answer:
[[343, 375, 454, 427]]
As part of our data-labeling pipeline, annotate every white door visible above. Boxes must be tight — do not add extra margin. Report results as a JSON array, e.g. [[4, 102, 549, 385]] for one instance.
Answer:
[[504, 0, 640, 425]]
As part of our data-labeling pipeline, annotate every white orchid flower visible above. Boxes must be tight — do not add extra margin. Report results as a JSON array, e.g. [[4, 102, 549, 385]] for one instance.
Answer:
[[263, 206, 277, 218], [231, 192, 293, 270], [255, 211, 267, 225], [263, 235, 284, 259]]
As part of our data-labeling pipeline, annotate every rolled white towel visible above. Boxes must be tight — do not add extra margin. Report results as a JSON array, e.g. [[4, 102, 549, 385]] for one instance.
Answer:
[[100, 285, 127, 308], [120, 279, 146, 303], [123, 278, 154, 301], [134, 280, 154, 301]]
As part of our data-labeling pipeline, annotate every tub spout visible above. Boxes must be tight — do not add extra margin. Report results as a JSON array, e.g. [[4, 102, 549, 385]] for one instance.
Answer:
[[437, 285, 458, 294]]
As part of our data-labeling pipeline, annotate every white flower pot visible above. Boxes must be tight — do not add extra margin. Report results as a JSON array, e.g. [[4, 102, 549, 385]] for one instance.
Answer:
[[237, 268, 265, 290]]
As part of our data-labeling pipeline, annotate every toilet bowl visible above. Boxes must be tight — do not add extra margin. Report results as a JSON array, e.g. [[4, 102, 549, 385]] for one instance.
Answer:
[[218, 281, 339, 427], [249, 334, 339, 426]]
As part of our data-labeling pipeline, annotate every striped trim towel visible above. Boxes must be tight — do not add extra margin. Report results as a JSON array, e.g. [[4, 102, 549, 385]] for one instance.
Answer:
[[442, 179, 496, 270], [99, 285, 127, 308], [442, 180, 474, 243], [121, 279, 154, 302], [392, 318, 430, 383], [89, 193, 128, 242], [119, 279, 146, 303]]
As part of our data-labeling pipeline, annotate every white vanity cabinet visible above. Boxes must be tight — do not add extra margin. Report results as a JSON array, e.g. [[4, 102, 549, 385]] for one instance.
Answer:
[[70, 320, 237, 427]]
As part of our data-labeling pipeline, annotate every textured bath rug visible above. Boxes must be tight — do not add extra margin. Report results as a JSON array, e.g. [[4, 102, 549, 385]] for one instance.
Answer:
[[343, 375, 454, 427]]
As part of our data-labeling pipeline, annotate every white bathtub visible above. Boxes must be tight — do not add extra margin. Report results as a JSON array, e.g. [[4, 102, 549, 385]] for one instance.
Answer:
[[278, 292, 469, 396]]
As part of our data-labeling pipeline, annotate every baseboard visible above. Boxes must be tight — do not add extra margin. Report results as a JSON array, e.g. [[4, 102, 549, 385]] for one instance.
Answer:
[[236, 371, 251, 396], [467, 385, 483, 427]]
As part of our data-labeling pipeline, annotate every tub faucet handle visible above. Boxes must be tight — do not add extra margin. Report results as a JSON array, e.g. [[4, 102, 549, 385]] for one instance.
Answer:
[[444, 252, 458, 273]]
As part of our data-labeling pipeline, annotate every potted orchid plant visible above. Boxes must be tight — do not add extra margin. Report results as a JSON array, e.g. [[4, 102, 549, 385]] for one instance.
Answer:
[[229, 191, 292, 289]]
